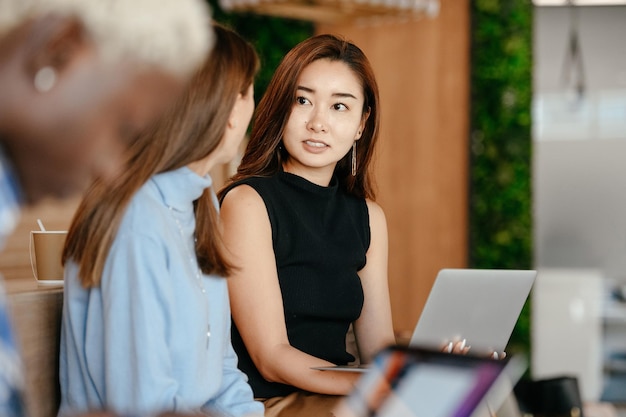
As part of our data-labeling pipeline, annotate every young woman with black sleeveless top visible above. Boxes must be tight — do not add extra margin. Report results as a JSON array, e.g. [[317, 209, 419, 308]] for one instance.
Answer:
[[218, 34, 395, 417]]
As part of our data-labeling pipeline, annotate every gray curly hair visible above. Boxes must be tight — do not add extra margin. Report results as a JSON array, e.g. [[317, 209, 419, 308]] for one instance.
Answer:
[[0, 0, 214, 77]]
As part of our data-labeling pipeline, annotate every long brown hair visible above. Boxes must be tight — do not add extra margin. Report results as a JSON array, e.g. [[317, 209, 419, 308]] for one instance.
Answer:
[[219, 33, 380, 200], [63, 23, 259, 288]]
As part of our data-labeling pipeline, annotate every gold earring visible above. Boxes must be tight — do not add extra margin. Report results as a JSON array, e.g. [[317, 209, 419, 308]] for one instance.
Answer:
[[351, 142, 357, 176]]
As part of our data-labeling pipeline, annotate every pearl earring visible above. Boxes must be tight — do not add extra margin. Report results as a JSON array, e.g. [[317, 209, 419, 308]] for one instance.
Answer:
[[34, 67, 57, 93]]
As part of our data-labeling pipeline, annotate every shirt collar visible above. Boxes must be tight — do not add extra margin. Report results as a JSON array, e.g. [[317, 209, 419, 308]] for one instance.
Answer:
[[152, 166, 213, 212]]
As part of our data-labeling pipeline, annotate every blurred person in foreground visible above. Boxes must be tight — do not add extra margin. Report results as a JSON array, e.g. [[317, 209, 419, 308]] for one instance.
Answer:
[[0, 0, 213, 238], [0, 1, 213, 416]]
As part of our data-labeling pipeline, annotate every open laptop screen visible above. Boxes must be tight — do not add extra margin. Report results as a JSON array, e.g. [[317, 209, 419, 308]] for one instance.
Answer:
[[332, 346, 524, 417], [410, 269, 536, 355]]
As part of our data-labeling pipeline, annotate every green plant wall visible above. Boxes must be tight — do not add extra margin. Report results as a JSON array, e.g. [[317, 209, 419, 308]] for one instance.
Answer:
[[207, 0, 314, 101], [469, 0, 533, 356]]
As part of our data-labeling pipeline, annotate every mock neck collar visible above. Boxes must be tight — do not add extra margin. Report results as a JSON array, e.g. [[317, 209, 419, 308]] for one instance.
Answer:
[[279, 169, 339, 196], [152, 166, 212, 212]]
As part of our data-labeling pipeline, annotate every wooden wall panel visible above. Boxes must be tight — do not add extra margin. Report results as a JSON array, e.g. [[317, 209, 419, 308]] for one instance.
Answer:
[[317, 0, 470, 336], [6, 281, 64, 417]]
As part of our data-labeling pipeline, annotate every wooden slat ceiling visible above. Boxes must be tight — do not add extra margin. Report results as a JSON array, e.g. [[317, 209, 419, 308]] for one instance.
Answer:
[[220, 0, 439, 23]]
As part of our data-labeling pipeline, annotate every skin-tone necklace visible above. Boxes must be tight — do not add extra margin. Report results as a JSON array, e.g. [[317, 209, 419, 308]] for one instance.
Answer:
[[167, 205, 211, 349]]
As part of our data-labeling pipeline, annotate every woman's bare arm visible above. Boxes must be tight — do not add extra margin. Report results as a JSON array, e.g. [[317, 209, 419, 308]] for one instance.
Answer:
[[352, 199, 396, 364], [221, 185, 361, 395]]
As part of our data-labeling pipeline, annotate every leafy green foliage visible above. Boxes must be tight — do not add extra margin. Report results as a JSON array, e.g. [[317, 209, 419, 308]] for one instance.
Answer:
[[470, 1, 533, 356], [207, 0, 314, 101]]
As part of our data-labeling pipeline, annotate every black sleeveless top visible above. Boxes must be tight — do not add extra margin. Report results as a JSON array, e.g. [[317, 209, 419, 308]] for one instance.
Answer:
[[222, 171, 370, 398]]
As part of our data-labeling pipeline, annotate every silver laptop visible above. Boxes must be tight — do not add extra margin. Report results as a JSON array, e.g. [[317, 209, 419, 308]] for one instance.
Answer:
[[409, 268, 536, 355], [312, 268, 535, 373]]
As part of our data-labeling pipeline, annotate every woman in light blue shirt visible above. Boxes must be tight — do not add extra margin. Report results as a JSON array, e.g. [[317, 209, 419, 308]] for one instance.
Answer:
[[58, 24, 263, 417]]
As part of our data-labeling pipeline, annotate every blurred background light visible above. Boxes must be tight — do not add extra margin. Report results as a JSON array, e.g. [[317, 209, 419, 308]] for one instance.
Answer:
[[533, 0, 626, 5], [218, 0, 440, 23]]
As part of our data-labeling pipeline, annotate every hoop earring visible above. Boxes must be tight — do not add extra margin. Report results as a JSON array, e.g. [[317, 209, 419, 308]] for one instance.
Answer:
[[351, 142, 357, 177], [34, 66, 57, 93]]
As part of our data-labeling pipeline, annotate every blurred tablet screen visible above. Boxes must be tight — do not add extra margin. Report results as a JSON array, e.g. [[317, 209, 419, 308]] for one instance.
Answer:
[[332, 345, 525, 417]]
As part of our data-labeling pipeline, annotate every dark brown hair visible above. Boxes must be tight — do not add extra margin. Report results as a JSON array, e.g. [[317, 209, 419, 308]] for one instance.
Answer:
[[219, 33, 380, 200], [63, 23, 259, 287]]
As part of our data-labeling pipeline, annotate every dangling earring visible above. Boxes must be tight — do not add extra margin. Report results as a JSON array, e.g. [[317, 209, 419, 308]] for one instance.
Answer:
[[351, 141, 357, 177], [34, 66, 57, 93]]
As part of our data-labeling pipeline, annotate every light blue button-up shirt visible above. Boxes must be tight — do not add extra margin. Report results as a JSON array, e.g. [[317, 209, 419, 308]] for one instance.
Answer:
[[59, 166, 263, 417]]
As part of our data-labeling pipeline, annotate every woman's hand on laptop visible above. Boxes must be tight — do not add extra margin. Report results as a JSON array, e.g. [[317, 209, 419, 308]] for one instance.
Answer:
[[442, 339, 471, 355], [490, 351, 507, 360], [441, 339, 507, 360]]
